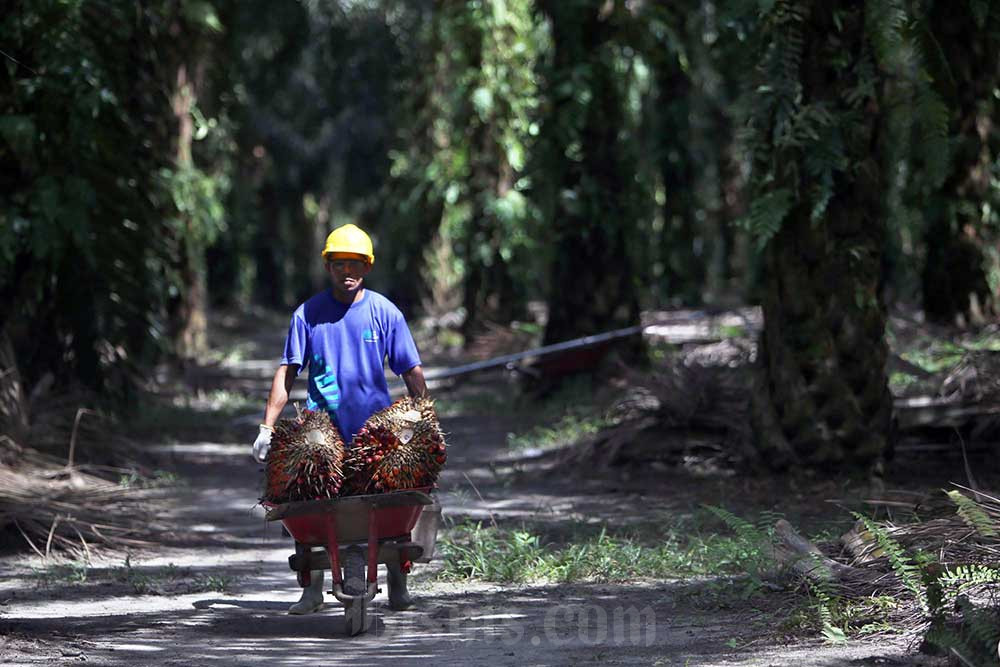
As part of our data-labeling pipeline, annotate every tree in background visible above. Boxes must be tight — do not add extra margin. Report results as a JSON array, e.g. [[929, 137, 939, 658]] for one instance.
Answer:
[[534, 0, 646, 346], [212, 0, 403, 308], [378, 0, 543, 336], [371, 1, 444, 316], [918, 0, 1000, 326], [739, 0, 903, 470], [164, 2, 227, 359], [453, 0, 541, 340], [643, 4, 705, 306], [635, 1, 751, 308], [0, 1, 222, 390]]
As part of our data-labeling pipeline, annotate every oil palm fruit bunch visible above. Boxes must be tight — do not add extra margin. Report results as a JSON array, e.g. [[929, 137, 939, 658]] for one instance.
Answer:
[[343, 397, 447, 494], [264, 409, 346, 503]]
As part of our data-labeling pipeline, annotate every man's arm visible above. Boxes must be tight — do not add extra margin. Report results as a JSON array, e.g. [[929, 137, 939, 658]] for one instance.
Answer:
[[264, 364, 299, 426], [401, 365, 428, 398]]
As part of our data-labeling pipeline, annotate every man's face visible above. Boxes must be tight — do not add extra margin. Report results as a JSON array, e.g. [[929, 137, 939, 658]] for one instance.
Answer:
[[326, 257, 371, 295]]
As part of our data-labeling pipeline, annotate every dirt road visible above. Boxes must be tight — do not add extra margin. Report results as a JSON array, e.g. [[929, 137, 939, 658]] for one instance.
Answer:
[[0, 344, 933, 666]]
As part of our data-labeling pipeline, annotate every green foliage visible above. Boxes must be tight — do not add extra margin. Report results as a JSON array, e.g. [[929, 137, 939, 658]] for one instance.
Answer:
[[378, 0, 545, 321], [734, 188, 793, 249], [438, 517, 779, 584], [732, 0, 910, 248], [925, 596, 1000, 667], [0, 0, 218, 391], [701, 505, 775, 586], [852, 512, 928, 613], [948, 490, 1000, 538], [505, 413, 609, 452], [809, 580, 848, 644]]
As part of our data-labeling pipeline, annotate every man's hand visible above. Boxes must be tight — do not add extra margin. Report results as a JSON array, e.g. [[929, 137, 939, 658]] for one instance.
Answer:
[[252, 425, 273, 463]]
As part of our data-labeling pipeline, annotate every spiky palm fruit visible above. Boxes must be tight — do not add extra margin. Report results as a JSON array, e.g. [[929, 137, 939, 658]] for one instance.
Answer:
[[342, 397, 447, 495], [264, 409, 346, 503]]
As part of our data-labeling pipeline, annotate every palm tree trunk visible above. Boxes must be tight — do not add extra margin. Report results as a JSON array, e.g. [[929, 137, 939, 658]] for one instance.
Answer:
[[751, 2, 893, 470]]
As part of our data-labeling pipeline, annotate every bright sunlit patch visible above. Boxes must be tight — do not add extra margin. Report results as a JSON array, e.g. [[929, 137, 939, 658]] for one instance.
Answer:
[[108, 643, 163, 652], [189, 523, 218, 532]]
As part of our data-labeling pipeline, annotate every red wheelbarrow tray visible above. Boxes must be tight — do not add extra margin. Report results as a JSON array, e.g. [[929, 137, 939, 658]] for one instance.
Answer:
[[262, 487, 434, 605]]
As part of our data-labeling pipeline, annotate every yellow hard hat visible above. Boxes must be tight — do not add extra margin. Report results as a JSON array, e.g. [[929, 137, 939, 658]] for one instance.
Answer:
[[322, 224, 374, 265]]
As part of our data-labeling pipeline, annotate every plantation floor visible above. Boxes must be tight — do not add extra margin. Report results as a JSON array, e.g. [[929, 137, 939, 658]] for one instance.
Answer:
[[0, 317, 964, 667]]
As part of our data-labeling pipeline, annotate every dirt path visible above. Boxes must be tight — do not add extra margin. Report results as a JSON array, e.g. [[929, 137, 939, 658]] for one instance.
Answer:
[[0, 341, 934, 666]]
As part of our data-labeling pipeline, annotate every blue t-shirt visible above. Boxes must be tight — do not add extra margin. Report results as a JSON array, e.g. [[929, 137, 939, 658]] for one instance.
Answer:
[[281, 289, 421, 443]]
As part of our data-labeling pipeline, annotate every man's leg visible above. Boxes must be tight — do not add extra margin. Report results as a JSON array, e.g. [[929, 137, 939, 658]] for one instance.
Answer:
[[289, 547, 326, 615], [386, 561, 412, 610]]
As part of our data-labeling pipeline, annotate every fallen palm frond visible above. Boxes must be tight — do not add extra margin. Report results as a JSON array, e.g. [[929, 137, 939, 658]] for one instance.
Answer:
[[1, 342, 163, 558], [0, 450, 167, 559], [755, 486, 1000, 658]]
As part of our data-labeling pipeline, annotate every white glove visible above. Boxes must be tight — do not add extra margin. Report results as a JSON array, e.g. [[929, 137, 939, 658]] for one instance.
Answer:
[[252, 425, 273, 463]]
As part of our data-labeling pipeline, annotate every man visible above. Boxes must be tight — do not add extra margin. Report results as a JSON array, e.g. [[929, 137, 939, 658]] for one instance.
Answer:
[[251, 223, 428, 614]]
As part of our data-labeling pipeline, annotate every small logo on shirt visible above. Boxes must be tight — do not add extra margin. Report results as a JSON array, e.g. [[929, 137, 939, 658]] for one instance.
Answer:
[[362, 328, 379, 343]]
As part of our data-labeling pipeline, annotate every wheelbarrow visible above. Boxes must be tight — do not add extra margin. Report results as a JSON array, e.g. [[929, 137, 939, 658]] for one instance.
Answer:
[[263, 487, 440, 635]]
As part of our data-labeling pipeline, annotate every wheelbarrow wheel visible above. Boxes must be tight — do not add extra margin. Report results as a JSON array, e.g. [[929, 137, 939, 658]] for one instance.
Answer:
[[342, 547, 370, 636]]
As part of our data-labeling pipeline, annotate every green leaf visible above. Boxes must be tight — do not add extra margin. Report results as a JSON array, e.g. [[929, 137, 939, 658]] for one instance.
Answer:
[[734, 188, 794, 250], [969, 0, 990, 28], [946, 490, 999, 538], [181, 1, 223, 33], [821, 624, 847, 644], [471, 86, 493, 118], [0, 115, 36, 162]]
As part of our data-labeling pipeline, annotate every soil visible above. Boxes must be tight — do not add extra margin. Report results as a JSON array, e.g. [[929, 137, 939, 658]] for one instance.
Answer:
[[0, 317, 971, 667]]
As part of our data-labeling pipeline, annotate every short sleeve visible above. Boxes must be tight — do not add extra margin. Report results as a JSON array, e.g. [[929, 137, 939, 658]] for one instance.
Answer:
[[281, 310, 310, 374], [385, 310, 421, 376]]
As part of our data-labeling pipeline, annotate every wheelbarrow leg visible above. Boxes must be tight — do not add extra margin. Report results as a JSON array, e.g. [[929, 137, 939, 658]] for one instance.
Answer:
[[344, 508, 378, 635], [325, 513, 371, 636]]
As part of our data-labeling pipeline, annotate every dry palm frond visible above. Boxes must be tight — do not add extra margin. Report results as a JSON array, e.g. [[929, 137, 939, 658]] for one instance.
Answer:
[[0, 451, 165, 559], [780, 487, 1000, 635]]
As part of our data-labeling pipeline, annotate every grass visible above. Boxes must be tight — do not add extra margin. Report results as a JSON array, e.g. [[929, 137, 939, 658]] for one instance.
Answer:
[[501, 375, 619, 452], [889, 371, 920, 393], [506, 413, 611, 452], [114, 557, 236, 595], [435, 512, 776, 585], [434, 383, 518, 418], [31, 560, 90, 585], [127, 389, 255, 438], [899, 344, 966, 374], [118, 469, 182, 489], [31, 556, 237, 595]]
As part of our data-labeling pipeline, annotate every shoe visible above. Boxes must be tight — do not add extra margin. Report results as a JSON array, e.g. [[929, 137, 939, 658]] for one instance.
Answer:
[[386, 561, 413, 610], [289, 570, 325, 615]]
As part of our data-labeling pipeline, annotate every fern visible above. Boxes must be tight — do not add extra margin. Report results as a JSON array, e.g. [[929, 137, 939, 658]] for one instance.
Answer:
[[947, 490, 999, 538], [926, 596, 1000, 667], [852, 513, 929, 614], [735, 187, 794, 249], [864, 0, 908, 70], [912, 85, 952, 189], [937, 564, 1000, 599], [806, 559, 848, 644], [705, 505, 770, 546]]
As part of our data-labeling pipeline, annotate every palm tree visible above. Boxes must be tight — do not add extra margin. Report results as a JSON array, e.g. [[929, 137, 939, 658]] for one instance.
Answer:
[[740, 0, 902, 470]]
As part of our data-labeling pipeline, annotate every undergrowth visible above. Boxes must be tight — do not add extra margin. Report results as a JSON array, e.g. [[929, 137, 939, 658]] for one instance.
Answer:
[[708, 493, 1000, 661], [436, 506, 778, 585], [31, 555, 237, 595]]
